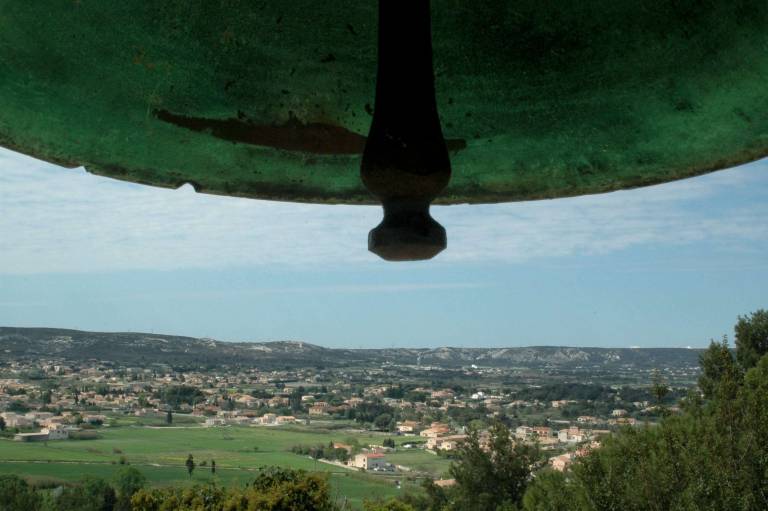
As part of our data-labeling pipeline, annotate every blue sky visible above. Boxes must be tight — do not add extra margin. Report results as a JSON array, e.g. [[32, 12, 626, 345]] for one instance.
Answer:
[[1, 147, 766, 348]]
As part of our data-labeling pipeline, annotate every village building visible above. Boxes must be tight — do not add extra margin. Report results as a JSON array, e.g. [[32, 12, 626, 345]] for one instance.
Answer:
[[550, 453, 574, 471], [558, 427, 586, 444], [348, 453, 387, 470], [420, 422, 450, 438], [427, 434, 467, 451], [14, 432, 50, 442], [396, 420, 421, 433], [258, 413, 278, 425], [308, 404, 328, 416], [515, 426, 533, 440]]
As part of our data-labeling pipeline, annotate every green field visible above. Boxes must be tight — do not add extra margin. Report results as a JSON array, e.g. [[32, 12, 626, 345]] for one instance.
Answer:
[[0, 424, 451, 509]]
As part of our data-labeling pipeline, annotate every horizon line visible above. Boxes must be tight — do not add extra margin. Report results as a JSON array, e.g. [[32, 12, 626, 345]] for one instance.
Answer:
[[0, 325, 709, 351]]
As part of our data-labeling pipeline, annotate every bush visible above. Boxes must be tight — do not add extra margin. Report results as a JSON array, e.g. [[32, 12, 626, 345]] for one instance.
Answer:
[[113, 466, 147, 511], [0, 474, 42, 511], [56, 477, 117, 511], [131, 467, 336, 511]]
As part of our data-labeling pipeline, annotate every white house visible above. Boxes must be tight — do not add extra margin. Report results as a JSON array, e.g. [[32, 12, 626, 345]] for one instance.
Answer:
[[42, 425, 70, 440], [349, 453, 387, 470], [549, 453, 574, 472]]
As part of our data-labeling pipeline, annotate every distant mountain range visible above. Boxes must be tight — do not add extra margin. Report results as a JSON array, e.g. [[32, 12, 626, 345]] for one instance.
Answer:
[[0, 327, 703, 370]]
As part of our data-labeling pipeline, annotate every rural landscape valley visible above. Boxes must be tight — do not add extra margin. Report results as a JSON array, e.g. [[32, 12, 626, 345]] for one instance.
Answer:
[[0, 325, 720, 510]]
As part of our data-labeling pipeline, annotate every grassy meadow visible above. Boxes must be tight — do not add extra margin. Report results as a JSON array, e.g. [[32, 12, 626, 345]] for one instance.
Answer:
[[0, 421, 452, 509]]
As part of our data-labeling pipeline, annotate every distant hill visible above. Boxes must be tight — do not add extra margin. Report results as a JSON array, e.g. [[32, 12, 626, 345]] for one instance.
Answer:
[[0, 327, 703, 370]]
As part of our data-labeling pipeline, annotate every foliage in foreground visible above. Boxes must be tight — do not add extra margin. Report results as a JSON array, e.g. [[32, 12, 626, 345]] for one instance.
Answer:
[[0, 467, 335, 511], [371, 310, 768, 511], [131, 467, 335, 511], [521, 311, 768, 511]]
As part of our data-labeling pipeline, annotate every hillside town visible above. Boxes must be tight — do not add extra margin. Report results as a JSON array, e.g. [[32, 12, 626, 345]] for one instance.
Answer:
[[0, 352, 688, 478]]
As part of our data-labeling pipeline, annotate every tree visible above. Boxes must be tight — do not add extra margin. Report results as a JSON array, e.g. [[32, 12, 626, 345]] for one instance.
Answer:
[[526, 351, 768, 511], [364, 499, 417, 511], [449, 421, 538, 511], [650, 369, 669, 405], [8, 401, 29, 414], [735, 309, 768, 370], [398, 479, 449, 511], [56, 477, 117, 511], [0, 475, 41, 511], [289, 387, 304, 411], [374, 413, 393, 430], [185, 454, 195, 479], [522, 470, 580, 511], [113, 467, 146, 511], [162, 385, 204, 407], [244, 467, 337, 511], [131, 468, 337, 511], [698, 337, 741, 400]]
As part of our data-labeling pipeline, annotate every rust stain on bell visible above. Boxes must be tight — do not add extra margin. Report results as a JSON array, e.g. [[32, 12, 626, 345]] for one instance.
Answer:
[[154, 109, 466, 156]]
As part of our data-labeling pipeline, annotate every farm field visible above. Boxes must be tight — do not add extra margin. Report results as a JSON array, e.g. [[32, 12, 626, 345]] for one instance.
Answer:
[[0, 424, 451, 509]]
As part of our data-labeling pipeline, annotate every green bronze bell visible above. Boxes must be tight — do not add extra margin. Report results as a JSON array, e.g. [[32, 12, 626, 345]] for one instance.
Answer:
[[0, 1, 766, 260]]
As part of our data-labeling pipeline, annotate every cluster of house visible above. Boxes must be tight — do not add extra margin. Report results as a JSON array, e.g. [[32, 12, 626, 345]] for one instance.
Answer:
[[394, 419, 605, 454], [416, 422, 468, 451], [1, 411, 105, 442], [548, 441, 602, 471], [202, 412, 299, 427], [1, 358, 662, 440], [514, 425, 608, 447]]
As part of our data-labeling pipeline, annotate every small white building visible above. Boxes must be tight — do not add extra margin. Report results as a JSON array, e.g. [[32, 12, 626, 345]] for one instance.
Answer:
[[549, 453, 574, 472], [258, 413, 278, 425], [14, 432, 49, 442], [42, 425, 70, 440], [558, 427, 586, 444], [515, 426, 533, 440], [349, 453, 387, 470]]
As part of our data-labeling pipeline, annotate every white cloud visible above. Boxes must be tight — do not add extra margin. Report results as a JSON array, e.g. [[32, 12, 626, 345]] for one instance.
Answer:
[[1, 148, 766, 274]]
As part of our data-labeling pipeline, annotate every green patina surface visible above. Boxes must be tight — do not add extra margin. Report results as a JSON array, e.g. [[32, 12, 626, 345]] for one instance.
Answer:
[[0, 0, 766, 204]]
